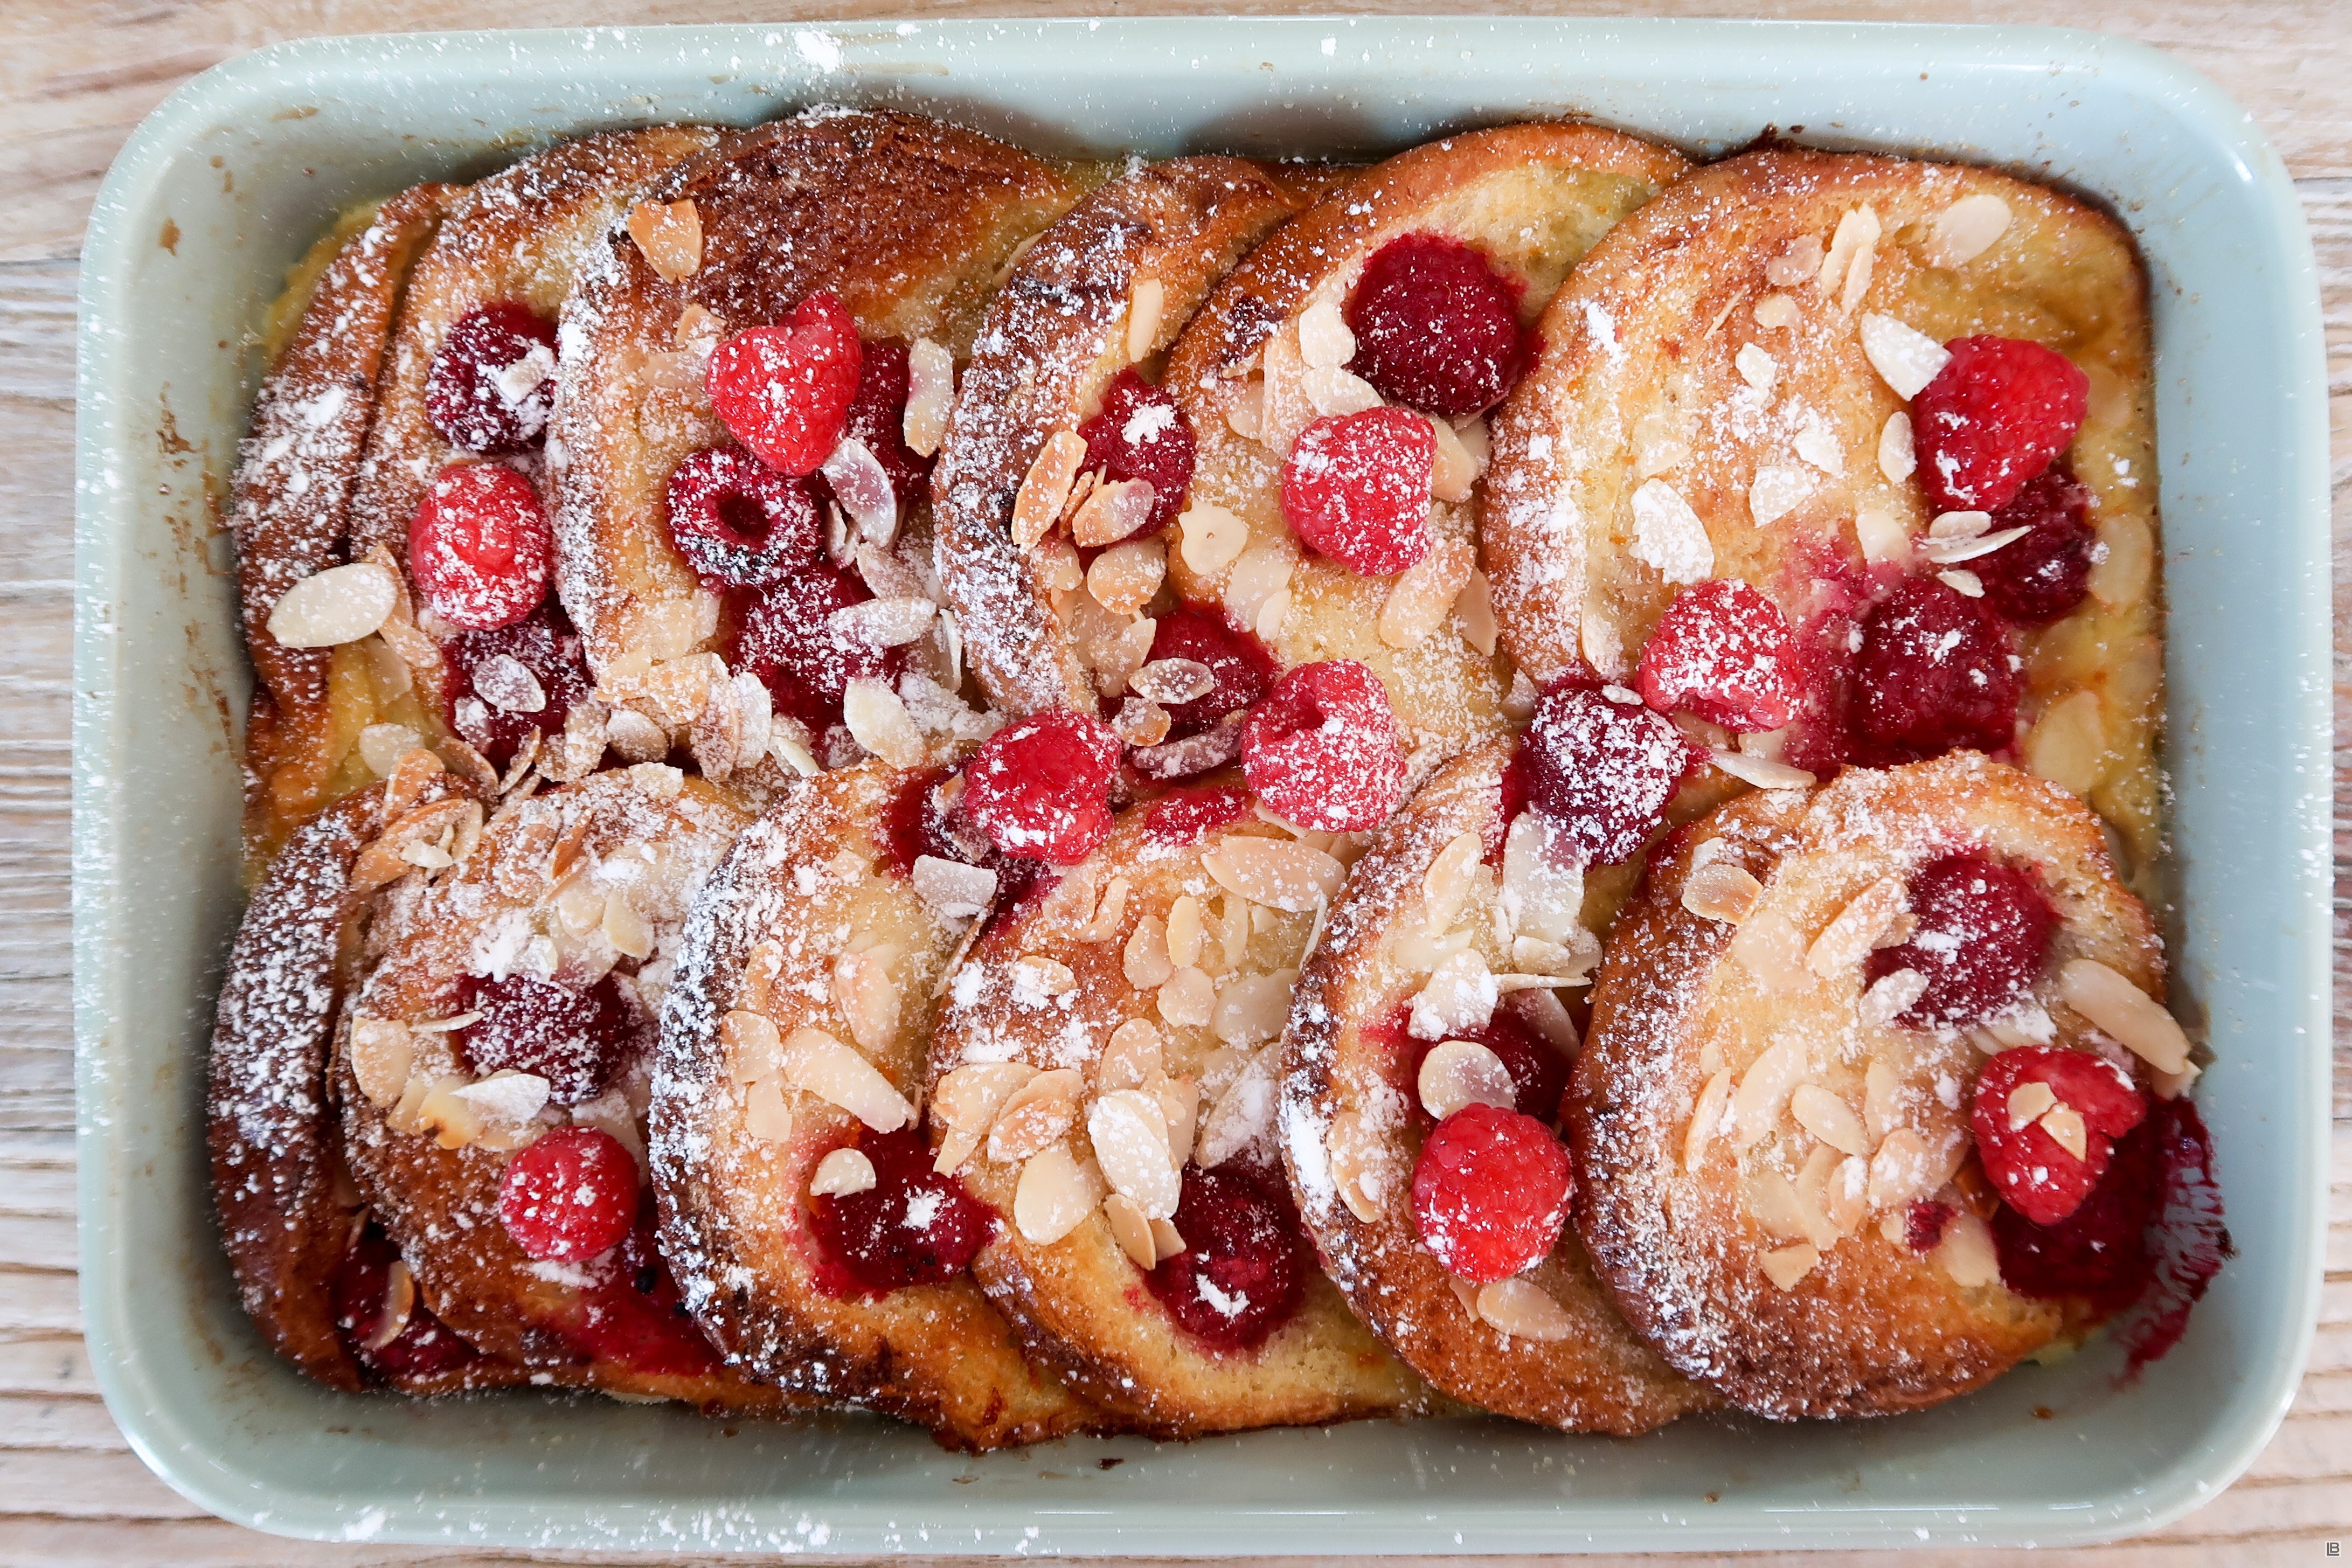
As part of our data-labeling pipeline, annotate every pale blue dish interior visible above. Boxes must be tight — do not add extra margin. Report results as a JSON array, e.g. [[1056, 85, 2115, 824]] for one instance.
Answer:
[[71, 18, 2330, 1555]]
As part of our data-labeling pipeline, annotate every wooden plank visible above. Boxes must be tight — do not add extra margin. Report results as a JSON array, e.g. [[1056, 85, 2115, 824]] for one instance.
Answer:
[[0, 1448, 210, 1518]]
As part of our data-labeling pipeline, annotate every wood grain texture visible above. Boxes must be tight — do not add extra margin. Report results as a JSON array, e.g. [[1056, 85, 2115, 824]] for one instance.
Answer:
[[2, 2, 2346, 1562]]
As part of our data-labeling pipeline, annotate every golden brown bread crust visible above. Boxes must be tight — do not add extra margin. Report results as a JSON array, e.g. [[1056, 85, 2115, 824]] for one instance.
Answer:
[[652, 763, 1108, 1450], [334, 766, 795, 1411], [1161, 125, 1691, 762], [928, 799, 1435, 1438], [233, 185, 457, 864], [1569, 753, 2162, 1419], [934, 156, 1341, 718], [551, 107, 1094, 679], [1480, 148, 2163, 870], [1280, 745, 1714, 1434]]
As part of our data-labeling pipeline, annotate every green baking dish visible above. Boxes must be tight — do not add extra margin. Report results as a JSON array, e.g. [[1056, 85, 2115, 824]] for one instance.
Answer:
[[73, 18, 2329, 1553]]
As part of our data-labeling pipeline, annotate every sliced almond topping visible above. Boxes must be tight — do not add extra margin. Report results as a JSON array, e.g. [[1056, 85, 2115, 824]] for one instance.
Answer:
[[1296, 297, 1356, 369], [1860, 314, 1951, 401], [1379, 537, 1475, 649], [1201, 836, 1344, 913], [1126, 275, 1167, 362], [1752, 292, 1800, 330], [2006, 1079, 2059, 1131], [267, 559, 399, 648], [1790, 1084, 1871, 1156], [1877, 412, 1917, 486], [1760, 1241, 1821, 1291], [1808, 876, 1909, 976], [1077, 876, 1131, 944], [1924, 193, 2011, 269], [933, 1062, 1038, 1132], [1500, 813, 1586, 946], [1408, 948, 1499, 1041], [1195, 1044, 1278, 1169], [1123, 915, 1175, 988], [1177, 502, 1248, 578], [1212, 970, 1292, 1047], [1151, 1073, 1202, 1168], [722, 1009, 784, 1085], [605, 708, 670, 764], [1104, 1191, 1158, 1267], [1090, 1089, 1181, 1219], [2039, 1103, 2090, 1161], [362, 1260, 418, 1353], [902, 337, 954, 457], [1098, 1018, 1164, 1093], [1938, 568, 1985, 598], [1224, 380, 1266, 441], [2022, 689, 2111, 800], [988, 1089, 1077, 1164], [1157, 966, 1216, 1030], [2089, 512, 2155, 607], [349, 1018, 415, 1108], [1011, 954, 1078, 1005], [842, 677, 927, 769], [1427, 415, 1481, 502], [1072, 478, 1159, 549], [1854, 504, 1910, 567], [810, 1147, 877, 1198], [1629, 478, 1714, 584], [1731, 1037, 1808, 1149], [1012, 431, 1088, 549], [358, 723, 425, 780], [1930, 1205, 2000, 1286], [352, 798, 481, 891], [1301, 363, 1382, 417], [628, 198, 702, 280], [413, 1076, 483, 1151], [1921, 525, 2030, 566], [780, 1026, 911, 1132], [1866, 1126, 1938, 1210], [1823, 1155, 1870, 1236], [1085, 537, 1166, 618], [1326, 1109, 1385, 1222], [1419, 830, 1484, 939], [1818, 203, 1882, 312], [2058, 960, 2191, 1074], [600, 892, 654, 961], [912, 855, 997, 922], [1130, 658, 1216, 706], [1475, 1276, 1576, 1341], [1684, 1069, 1733, 1172], [1749, 465, 1815, 530], [830, 596, 936, 649], [1765, 234, 1825, 287], [1863, 1058, 1901, 1143], [932, 1125, 982, 1177], [1682, 861, 1764, 925], [1150, 1216, 1186, 1262], [1860, 968, 1928, 1029], [832, 948, 900, 1054], [1734, 342, 1777, 393], [744, 1074, 795, 1143], [1419, 1040, 1516, 1120], [1035, 535, 1084, 599], [1456, 568, 1498, 656], [381, 745, 446, 819], [1220, 537, 1297, 628], [1014, 1146, 1105, 1244]]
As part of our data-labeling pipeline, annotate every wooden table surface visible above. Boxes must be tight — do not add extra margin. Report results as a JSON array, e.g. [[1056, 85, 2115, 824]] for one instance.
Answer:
[[2, 2, 2344, 1563]]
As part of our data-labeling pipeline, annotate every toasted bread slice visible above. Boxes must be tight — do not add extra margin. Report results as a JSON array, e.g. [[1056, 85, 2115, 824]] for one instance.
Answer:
[[653, 762, 1109, 1450], [927, 789, 1435, 1437], [210, 779, 527, 1393], [1480, 148, 2162, 873], [1159, 126, 1689, 767], [1570, 753, 2163, 1418], [551, 107, 1094, 698], [1280, 744, 1713, 1433], [934, 156, 1340, 722], [334, 765, 797, 1411]]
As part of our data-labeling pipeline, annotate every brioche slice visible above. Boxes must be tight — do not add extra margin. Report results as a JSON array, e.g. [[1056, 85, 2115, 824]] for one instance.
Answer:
[[1158, 126, 1689, 768], [1571, 753, 2193, 1419], [1280, 744, 1712, 1433], [934, 156, 1338, 731], [927, 787, 1435, 1438], [1481, 148, 2163, 873], [334, 764, 796, 1411], [550, 107, 1094, 758], [654, 762, 1109, 1450]]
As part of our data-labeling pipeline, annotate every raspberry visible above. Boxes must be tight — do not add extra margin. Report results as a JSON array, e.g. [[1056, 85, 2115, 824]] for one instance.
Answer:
[[1972, 462, 2097, 625], [1343, 233, 1528, 418], [1279, 408, 1436, 576], [331, 1221, 478, 1379], [1866, 854, 2057, 1028], [1993, 1110, 2159, 1313], [808, 1127, 993, 1296], [705, 290, 863, 476], [1144, 1163, 1309, 1350], [1523, 682, 1700, 866], [1403, 1007, 1569, 1128], [828, 338, 932, 511], [1851, 577, 2021, 760], [1911, 335, 2090, 514], [664, 446, 822, 589], [424, 301, 558, 455], [2114, 1098, 2230, 1373], [1905, 1199, 1955, 1253], [1143, 785, 1253, 846], [561, 1209, 726, 1377], [1971, 1046, 2148, 1227], [1410, 1102, 1573, 1283], [963, 709, 1121, 864], [497, 1126, 640, 1262], [1076, 369, 1196, 538], [734, 561, 893, 733], [1239, 660, 1406, 833], [455, 972, 647, 1106], [1148, 605, 1274, 740], [408, 462, 552, 632], [1484, 745, 1532, 864], [1634, 579, 1804, 733], [440, 602, 593, 769]]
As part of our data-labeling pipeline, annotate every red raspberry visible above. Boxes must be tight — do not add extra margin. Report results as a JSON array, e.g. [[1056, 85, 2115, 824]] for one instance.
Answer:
[[439, 601, 593, 769], [1634, 579, 1804, 733], [1403, 1007, 1569, 1129], [1343, 233, 1528, 418], [1993, 1111, 2159, 1313], [1971, 1046, 2148, 1227], [455, 972, 647, 1106], [1483, 745, 1532, 864], [1866, 853, 2057, 1028], [1077, 368, 1196, 537], [1851, 577, 2021, 760], [1144, 1163, 1309, 1350], [1904, 1199, 1955, 1253], [561, 1209, 726, 1377], [1240, 659, 1407, 833], [497, 1126, 640, 1262], [2114, 1098, 2229, 1373], [734, 561, 894, 733], [705, 291, 863, 476], [964, 709, 1121, 864], [408, 462, 552, 631], [664, 446, 822, 589], [808, 1127, 993, 1297], [331, 1222, 478, 1379], [1523, 682, 1700, 866], [827, 338, 932, 511], [1972, 462, 2097, 625], [1279, 408, 1435, 576], [424, 301, 558, 455], [1143, 785, 1253, 846], [1148, 605, 1274, 740], [1911, 335, 2089, 513], [1411, 1102, 1573, 1283]]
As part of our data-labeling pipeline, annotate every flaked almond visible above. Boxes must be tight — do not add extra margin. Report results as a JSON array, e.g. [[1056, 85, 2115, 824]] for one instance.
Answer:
[[1301, 363, 1382, 417], [723, 1009, 785, 1084], [2022, 689, 2111, 801], [1219, 537, 1296, 628], [1924, 193, 2011, 268], [1035, 535, 1084, 600], [1427, 415, 1482, 503], [1791, 1143, 1846, 1248], [743, 1074, 794, 1143], [989, 1088, 1078, 1164], [2089, 511, 2155, 608], [831, 596, 935, 650], [1421, 831, 1483, 938], [1860, 314, 1950, 401], [1860, 967, 1928, 1026], [810, 1147, 877, 1197], [1823, 1155, 1870, 1236], [1790, 1084, 1871, 1156], [1130, 658, 1216, 707], [349, 1017, 415, 1108], [1157, 966, 1216, 1030], [1113, 697, 1172, 747], [2006, 1079, 2059, 1131], [1632, 407, 1692, 479], [1863, 1058, 1902, 1143], [1125, 274, 1167, 362], [1085, 537, 1165, 617], [823, 438, 898, 544], [1808, 875, 1909, 976], [1938, 568, 1985, 598], [1071, 478, 1158, 549], [933, 1062, 1038, 1132], [1011, 954, 1078, 1006], [1164, 894, 1205, 969], [1012, 431, 1088, 549], [413, 1076, 483, 1151], [1752, 292, 1800, 330], [1629, 478, 1713, 583], [1090, 1089, 1181, 1219], [1455, 568, 1498, 656], [601, 892, 654, 961], [1930, 1205, 2000, 1287], [903, 336, 954, 457], [1475, 1276, 1576, 1341], [1760, 1241, 1821, 1291], [605, 707, 671, 764], [1921, 525, 2030, 566], [1682, 861, 1764, 925], [842, 677, 927, 769], [1865, 1126, 1938, 1210], [1500, 813, 1586, 947], [1734, 342, 1777, 393], [1014, 1146, 1105, 1244], [1177, 502, 1248, 578], [267, 560, 398, 648], [1765, 234, 1826, 287], [1877, 413, 1917, 487], [1819, 202, 1882, 312], [1854, 505, 1910, 567], [1201, 836, 1344, 913], [1225, 380, 1265, 441], [1104, 1191, 1158, 1267], [780, 1026, 911, 1132], [1407, 948, 1498, 1041], [358, 723, 425, 780], [833, 948, 900, 1054], [1078, 876, 1131, 944], [1326, 1109, 1384, 1222], [1123, 915, 1175, 988], [1296, 297, 1356, 369], [628, 198, 702, 280], [2039, 1103, 2090, 1161], [1749, 465, 1814, 530], [1684, 1069, 1733, 1172], [1195, 1044, 1277, 1169], [382, 745, 446, 818], [1419, 1040, 1516, 1120], [1150, 1216, 1186, 1263], [1152, 1073, 1202, 1168], [1793, 405, 1845, 476], [353, 798, 481, 891], [1379, 536, 1475, 649], [1098, 1018, 1164, 1093], [933, 1125, 981, 1177], [2058, 959, 2190, 1074], [1731, 1037, 1807, 1149], [912, 855, 996, 922]]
